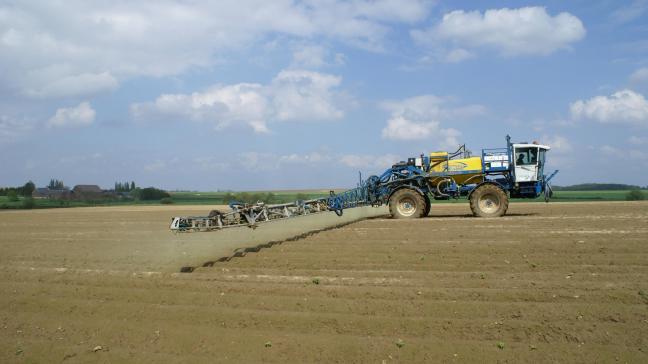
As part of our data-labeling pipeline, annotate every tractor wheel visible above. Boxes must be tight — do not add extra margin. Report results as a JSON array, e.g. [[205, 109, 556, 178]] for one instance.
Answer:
[[423, 195, 431, 217], [389, 189, 427, 219], [469, 184, 509, 217]]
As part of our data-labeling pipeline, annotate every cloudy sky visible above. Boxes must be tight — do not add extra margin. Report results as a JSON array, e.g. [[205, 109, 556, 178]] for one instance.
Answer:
[[1, 0, 647, 190]]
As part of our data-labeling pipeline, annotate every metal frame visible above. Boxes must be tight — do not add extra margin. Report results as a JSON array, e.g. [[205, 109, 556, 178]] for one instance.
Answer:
[[170, 198, 330, 232]]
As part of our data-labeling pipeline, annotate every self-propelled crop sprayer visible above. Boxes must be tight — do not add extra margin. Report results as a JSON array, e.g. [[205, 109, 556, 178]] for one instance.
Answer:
[[170, 135, 558, 232]]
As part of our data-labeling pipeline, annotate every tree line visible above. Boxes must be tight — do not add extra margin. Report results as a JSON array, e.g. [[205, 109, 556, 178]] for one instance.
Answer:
[[220, 192, 311, 204], [553, 183, 646, 191], [115, 181, 136, 192], [48, 179, 65, 189], [0, 181, 35, 197]]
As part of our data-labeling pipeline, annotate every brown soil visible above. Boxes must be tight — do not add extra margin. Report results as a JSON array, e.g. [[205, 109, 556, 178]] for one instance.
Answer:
[[0, 204, 386, 273], [1, 202, 647, 363]]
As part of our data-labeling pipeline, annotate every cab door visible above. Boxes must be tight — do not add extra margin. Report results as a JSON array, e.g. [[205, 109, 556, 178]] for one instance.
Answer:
[[513, 147, 539, 182], [537, 148, 546, 179]]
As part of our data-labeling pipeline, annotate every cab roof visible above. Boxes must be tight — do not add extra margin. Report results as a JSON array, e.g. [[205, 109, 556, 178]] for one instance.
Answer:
[[513, 143, 551, 150]]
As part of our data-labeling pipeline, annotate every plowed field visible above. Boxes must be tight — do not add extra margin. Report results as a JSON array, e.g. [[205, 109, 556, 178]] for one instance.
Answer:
[[1, 202, 647, 363]]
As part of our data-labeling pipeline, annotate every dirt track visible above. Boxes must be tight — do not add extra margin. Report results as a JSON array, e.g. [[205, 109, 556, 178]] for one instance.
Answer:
[[1, 202, 648, 363]]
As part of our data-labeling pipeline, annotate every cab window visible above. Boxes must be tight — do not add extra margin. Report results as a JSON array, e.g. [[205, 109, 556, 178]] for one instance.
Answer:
[[515, 147, 538, 166]]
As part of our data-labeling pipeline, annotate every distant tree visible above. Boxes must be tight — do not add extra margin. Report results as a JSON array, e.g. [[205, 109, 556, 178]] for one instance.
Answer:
[[555, 183, 642, 191], [238, 192, 250, 203], [250, 192, 263, 203], [264, 192, 276, 204], [48, 179, 64, 189], [7, 190, 19, 202], [115, 181, 136, 192], [130, 187, 141, 200], [223, 192, 235, 204], [22, 197, 35, 209], [626, 190, 645, 201], [139, 187, 170, 200], [22, 181, 35, 197]]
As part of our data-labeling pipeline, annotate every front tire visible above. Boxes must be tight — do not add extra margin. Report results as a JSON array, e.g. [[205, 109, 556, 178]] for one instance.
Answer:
[[389, 189, 427, 219], [469, 184, 509, 217]]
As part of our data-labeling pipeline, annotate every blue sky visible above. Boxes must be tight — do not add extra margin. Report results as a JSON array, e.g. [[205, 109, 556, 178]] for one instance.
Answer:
[[1, 0, 648, 190]]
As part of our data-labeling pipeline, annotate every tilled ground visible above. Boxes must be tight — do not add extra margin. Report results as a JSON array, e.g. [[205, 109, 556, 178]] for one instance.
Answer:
[[1, 202, 647, 363]]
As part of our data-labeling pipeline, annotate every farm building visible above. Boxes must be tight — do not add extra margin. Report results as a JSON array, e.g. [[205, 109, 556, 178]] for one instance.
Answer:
[[72, 185, 104, 200], [32, 187, 71, 199], [32, 188, 50, 199]]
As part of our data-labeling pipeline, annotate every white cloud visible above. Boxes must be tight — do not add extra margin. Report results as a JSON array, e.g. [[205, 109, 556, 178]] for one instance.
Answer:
[[237, 151, 334, 171], [0, 0, 432, 98], [382, 116, 440, 140], [379, 94, 484, 147], [412, 6, 585, 58], [0, 115, 33, 143], [271, 70, 344, 121], [444, 48, 474, 63], [348, 0, 431, 23], [238, 152, 275, 171], [24, 72, 118, 98], [131, 83, 270, 133], [541, 135, 572, 154], [292, 45, 327, 68], [570, 90, 648, 125], [131, 69, 345, 133], [193, 157, 229, 172], [47, 102, 96, 127], [611, 0, 648, 24], [290, 45, 347, 69], [339, 153, 400, 169], [600, 145, 619, 155], [630, 67, 648, 83], [629, 135, 648, 145], [57, 152, 103, 165], [237, 150, 396, 172], [334, 53, 347, 66], [380, 95, 486, 121], [600, 144, 648, 162], [536, 135, 574, 169], [279, 152, 332, 164], [144, 160, 166, 172]]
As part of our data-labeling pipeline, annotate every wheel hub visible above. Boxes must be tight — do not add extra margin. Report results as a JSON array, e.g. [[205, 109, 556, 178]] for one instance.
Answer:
[[478, 193, 500, 214], [397, 198, 417, 217]]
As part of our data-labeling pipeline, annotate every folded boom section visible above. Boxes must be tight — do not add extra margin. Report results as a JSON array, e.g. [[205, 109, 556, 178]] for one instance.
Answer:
[[170, 184, 376, 232]]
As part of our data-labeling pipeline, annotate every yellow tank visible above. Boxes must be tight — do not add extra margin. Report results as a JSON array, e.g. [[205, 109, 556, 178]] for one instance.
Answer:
[[428, 152, 483, 185]]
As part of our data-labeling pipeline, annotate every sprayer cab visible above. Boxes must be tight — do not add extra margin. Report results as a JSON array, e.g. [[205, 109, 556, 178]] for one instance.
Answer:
[[512, 143, 551, 183]]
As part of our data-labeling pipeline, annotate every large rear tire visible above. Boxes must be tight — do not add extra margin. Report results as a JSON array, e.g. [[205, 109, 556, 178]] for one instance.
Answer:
[[423, 195, 431, 217], [389, 189, 427, 219], [469, 184, 509, 217]]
